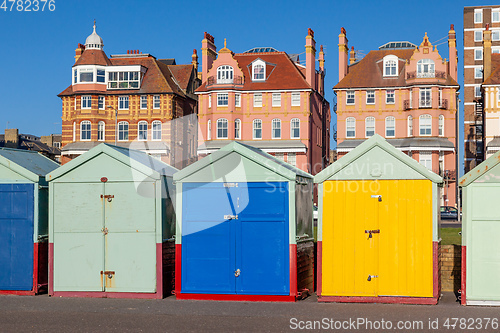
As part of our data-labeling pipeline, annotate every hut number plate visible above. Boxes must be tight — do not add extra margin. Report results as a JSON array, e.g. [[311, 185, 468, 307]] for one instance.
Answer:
[[223, 183, 238, 187], [224, 215, 238, 220]]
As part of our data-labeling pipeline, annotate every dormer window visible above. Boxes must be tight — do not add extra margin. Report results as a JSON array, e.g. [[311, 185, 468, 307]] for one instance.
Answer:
[[417, 59, 435, 78], [383, 55, 398, 77], [217, 66, 233, 84], [252, 60, 265, 81], [79, 68, 94, 82]]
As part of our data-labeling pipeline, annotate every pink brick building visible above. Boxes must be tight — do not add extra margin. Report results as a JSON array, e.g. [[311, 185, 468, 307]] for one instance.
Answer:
[[195, 29, 331, 175], [334, 27, 459, 206]]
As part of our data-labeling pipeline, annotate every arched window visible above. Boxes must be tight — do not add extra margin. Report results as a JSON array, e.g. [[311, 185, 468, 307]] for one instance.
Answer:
[[385, 116, 395, 137], [291, 118, 300, 139], [272, 119, 281, 139], [253, 119, 262, 139], [138, 121, 148, 141], [72, 122, 76, 142], [98, 121, 105, 141], [417, 59, 435, 78], [383, 55, 398, 77], [407, 115, 413, 137], [252, 60, 265, 81], [365, 117, 375, 137], [217, 118, 228, 139], [346, 117, 356, 138], [80, 121, 91, 141], [419, 114, 432, 136], [118, 121, 129, 141], [152, 120, 162, 140], [234, 119, 241, 139], [217, 65, 234, 84], [207, 120, 211, 140], [439, 115, 444, 136]]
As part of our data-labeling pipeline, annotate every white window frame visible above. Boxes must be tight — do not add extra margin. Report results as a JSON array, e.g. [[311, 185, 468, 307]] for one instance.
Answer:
[[439, 115, 444, 137], [138, 121, 148, 141], [366, 90, 375, 105], [439, 89, 443, 108], [385, 116, 395, 138], [407, 115, 413, 137], [493, 8, 500, 23], [386, 90, 395, 104], [409, 89, 413, 109], [217, 93, 229, 107], [81, 95, 92, 109], [208, 94, 212, 108], [419, 88, 432, 108], [419, 114, 432, 136], [419, 151, 432, 170], [98, 96, 105, 110], [346, 91, 355, 105], [152, 120, 161, 141], [272, 118, 281, 139], [346, 117, 356, 138], [475, 49, 483, 61], [234, 119, 241, 139], [118, 121, 129, 141], [287, 152, 296, 167], [475, 30, 482, 42], [253, 119, 262, 139], [291, 118, 300, 139], [474, 9, 483, 24], [476, 86, 482, 98], [118, 96, 129, 110], [275, 153, 284, 161], [80, 120, 91, 141], [272, 93, 281, 107], [217, 65, 234, 84], [253, 93, 262, 107], [365, 117, 375, 138], [475, 67, 483, 79], [153, 95, 160, 109], [98, 121, 105, 141], [383, 55, 398, 77], [417, 59, 435, 78], [291, 92, 301, 106], [207, 120, 211, 140], [216, 118, 228, 139], [235, 93, 241, 107], [493, 30, 500, 41], [252, 60, 266, 81], [140, 95, 148, 109], [72, 122, 76, 141]]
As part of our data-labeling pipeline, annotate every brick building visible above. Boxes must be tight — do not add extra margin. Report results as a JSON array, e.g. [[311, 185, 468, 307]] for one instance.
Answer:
[[0, 128, 61, 162], [195, 29, 331, 175], [463, 6, 500, 172], [334, 27, 459, 206], [58, 23, 200, 168]]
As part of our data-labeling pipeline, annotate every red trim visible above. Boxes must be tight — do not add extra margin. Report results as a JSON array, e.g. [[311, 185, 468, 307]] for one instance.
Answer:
[[175, 244, 182, 294], [317, 241, 322, 297], [433, 241, 440, 299], [319, 295, 438, 305], [0, 290, 36, 296], [289, 244, 297, 298], [176, 293, 295, 302], [51, 291, 158, 299], [461, 245, 466, 305], [156, 243, 163, 299], [49, 243, 54, 296]]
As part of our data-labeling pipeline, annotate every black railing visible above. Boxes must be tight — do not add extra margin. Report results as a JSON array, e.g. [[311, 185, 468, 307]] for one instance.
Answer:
[[206, 75, 244, 87], [439, 99, 448, 109], [406, 71, 446, 79]]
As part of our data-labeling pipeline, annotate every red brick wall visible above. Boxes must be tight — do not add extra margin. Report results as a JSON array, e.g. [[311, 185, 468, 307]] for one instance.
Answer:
[[162, 241, 175, 297], [296, 241, 314, 296]]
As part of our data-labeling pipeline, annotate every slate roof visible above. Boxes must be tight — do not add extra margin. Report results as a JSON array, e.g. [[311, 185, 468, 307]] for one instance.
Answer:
[[482, 54, 500, 86], [0, 148, 60, 178], [337, 137, 455, 151], [198, 140, 307, 151]]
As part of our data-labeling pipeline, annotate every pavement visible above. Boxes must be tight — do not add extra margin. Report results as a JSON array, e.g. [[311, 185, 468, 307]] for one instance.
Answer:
[[1, 292, 500, 332]]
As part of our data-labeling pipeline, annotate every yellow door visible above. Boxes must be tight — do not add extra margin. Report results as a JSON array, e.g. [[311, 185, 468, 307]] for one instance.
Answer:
[[321, 180, 433, 298]]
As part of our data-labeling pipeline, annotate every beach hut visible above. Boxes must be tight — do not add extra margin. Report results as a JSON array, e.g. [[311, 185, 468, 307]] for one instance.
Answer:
[[47, 144, 177, 298], [314, 135, 442, 304], [174, 142, 314, 301], [459, 150, 500, 306], [0, 148, 59, 295]]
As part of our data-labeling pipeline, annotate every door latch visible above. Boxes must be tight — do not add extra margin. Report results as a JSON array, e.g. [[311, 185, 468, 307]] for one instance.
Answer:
[[234, 269, 241, 277], [367, 275, 378, 281], [224, 215, 238, 220], [101, 227, 109, 235], [371, 195, 382, 202], [101, 194, 114, 202], [364, 229, 380, 238]]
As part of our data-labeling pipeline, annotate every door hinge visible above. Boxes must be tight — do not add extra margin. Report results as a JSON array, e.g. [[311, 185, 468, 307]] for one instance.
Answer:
[[234, 269, 241, 277], [371, 194, 382, 202], [101, 227, 109, 235], [101, 194, 114, 202], [224, 215, 238, 220], [367, 275, 378, 281]]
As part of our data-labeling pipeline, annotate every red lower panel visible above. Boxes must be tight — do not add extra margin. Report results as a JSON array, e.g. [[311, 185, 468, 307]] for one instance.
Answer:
[[51, 291, 159, 299], [155, 243, 163, 299], [0, 290, 35, 296], [48, 243, 54, 296], [289, 244, 297, 298], [318, 296, 438, 305], [175, 244, 182, 294], [461, 245, 466, 306], [317, 241, 322, 297], [176, 293, 296, 302]]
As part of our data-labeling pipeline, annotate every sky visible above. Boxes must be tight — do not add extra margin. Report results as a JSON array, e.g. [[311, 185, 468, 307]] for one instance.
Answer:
[[0, 0, 492, 174]]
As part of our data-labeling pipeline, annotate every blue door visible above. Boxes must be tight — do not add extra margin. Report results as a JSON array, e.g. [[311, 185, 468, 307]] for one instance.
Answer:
[[181, 182, 289, 295], [0, 184, 34, 290]]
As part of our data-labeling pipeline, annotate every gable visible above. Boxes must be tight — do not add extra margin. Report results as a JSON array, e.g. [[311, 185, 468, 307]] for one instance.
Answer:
[[0, 163, 34, 183]]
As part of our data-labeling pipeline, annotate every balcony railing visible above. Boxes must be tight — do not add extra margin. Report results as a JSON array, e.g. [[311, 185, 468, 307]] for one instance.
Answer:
[[207, 75, 244, 87], [434, 169, 457, 181], [403, 100, 411, 110], [439, 99, 448, 109], [406, 70, 446, 79]]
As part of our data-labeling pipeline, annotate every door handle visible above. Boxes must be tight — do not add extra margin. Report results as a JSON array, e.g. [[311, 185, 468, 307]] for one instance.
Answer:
[[101, 194, 114, 202], [364, 229, 380, 238], [367, 275, 378, 281], [371, 195, 382, 202], [234, 269, 241, 277]]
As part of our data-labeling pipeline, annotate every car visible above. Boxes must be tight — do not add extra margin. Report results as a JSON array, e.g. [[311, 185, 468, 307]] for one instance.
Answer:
[[313, 205, 318, 226], [440, 206, 458, 220]]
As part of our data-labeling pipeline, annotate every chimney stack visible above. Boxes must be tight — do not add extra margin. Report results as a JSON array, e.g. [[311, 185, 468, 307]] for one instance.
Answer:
[[5, 128, 19, 148], [338, 27, 349, 81], [201, 32, 217, 83], [350, 46, 356, 65], [318, 45, 325, 95], [192, 49, 199, 73], [484, 24, 492, 81], [305, 28, 317, 90], [318, 45, 325, 72], [74, 43, 85, 63], [448, 24, 458, 82]]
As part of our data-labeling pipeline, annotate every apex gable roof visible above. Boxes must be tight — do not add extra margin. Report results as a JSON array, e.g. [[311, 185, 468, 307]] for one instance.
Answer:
[[459, 149, 500, 187], [482, 54, 500, 86]]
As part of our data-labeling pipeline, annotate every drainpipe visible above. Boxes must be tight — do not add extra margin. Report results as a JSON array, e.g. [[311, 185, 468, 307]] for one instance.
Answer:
[[456, 92, 461, 223]]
